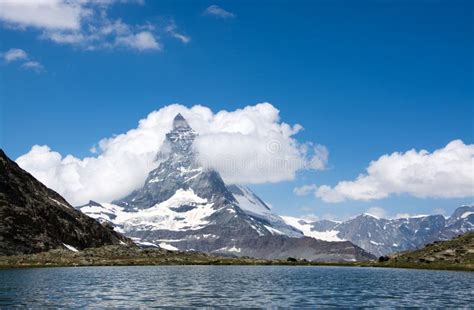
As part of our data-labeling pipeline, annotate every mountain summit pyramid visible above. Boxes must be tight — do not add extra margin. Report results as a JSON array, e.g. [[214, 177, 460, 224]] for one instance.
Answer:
[[79, 114, 374, 262], [113, 113, 234, 210]]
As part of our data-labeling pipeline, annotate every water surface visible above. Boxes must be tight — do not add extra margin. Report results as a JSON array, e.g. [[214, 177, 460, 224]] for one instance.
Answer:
[[0, 266, 472, 307]]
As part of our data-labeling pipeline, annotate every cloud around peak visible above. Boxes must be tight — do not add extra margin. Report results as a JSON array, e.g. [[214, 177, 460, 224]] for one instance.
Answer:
[[16, 103, 327, 205]]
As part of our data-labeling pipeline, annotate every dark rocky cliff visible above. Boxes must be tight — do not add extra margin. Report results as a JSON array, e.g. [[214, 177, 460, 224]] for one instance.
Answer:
[[0, 149, 132, 255]]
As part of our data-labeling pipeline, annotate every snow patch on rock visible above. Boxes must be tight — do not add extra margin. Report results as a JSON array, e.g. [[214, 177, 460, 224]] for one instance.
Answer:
[[281, 216, 344, 242]]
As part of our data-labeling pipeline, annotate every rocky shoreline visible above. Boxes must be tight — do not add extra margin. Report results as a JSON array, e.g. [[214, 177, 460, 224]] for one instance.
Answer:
[[0, 245, 337, 268], [1, 232, 472, 271], [375, 232, 474, 271]]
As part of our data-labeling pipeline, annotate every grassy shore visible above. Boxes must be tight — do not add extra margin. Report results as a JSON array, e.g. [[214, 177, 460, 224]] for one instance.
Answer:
[[371, 232, 474, 272], [1, 233, 472, 271], [0, 245, 344, 269]]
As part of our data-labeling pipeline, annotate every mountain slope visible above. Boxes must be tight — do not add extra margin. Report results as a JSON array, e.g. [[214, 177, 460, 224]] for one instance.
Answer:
[[0, 149, 131, 256], [79, 114, 374, 262], [378, 232, 474, 271], [283, 206, 474, 257]]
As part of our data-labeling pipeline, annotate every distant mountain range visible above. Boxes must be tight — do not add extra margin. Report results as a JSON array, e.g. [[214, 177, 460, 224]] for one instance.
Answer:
[[78, 114, 373, 262], [0, 150, 131, 256], [282, 206, 473, 256]]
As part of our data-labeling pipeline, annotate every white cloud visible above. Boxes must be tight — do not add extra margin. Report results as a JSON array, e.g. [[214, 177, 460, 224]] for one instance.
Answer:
[[2, 48, 28, 62], [2, 48, 45, 72], [165, 21, 190, 44], [204, 5, 235, 19], [0, 0, 85, 30], [308, 144, 328, 170], [21, 61, 45, 72], [16, 103, 327, 205], [115, 31, 161, 51], [316, 140, 474, 203], [294, 184, 318, 196], [0, 0, 163, 52], [365, 207, 387, 219]]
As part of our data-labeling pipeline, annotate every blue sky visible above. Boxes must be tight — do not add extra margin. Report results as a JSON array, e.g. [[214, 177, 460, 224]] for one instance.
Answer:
[[1, 0, 473, 220]]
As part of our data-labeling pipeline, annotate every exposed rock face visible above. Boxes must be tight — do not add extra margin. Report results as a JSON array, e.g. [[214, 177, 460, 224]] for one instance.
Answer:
[[0, 150, 132, 256], [79, 114, 374, 262], [283, 206, 474, 257], [445, 206, 474, 237]]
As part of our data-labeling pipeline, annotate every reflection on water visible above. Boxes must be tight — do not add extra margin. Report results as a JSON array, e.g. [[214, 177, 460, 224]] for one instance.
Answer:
[[0, 266, 472, 307]]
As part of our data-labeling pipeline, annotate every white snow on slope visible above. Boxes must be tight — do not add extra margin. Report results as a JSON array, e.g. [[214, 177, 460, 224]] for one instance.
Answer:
[[215, 246, 241, 253], [370, 240, 383, 245], [80, 203, 123, 223], [264, 225, 284, 235], [228, 246, 241, 253], [461, 212, 474, 219], [49, 198, 70, 209], [159, 243, 179, 251], [230, 185, 302, 238], [232, 185, 271, 216], [82, 189, 217, 232], [362, 213, 381, 220], [281, 216, 344, 242], [120, 189, 215, 231], [132, 238, 159, 247], [63, 243, 79, 252]]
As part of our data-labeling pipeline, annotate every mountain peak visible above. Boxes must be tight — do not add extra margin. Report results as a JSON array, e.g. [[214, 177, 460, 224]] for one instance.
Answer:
[[165, 113, 197, 154], [172, 113, 191, 129]]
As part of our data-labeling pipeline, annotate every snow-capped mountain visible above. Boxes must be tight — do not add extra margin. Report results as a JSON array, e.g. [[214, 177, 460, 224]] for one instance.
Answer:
[[282, 206, 474, 257], [78, 114, 374, 262]]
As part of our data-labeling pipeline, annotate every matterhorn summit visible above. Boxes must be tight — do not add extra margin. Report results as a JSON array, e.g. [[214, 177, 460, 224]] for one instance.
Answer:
[[113, 113, 234, 210], [78, 114, 373, 262]]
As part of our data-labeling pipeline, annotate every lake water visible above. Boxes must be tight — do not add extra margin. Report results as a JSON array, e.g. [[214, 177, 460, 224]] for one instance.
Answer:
[[0, 266, 472, 307]]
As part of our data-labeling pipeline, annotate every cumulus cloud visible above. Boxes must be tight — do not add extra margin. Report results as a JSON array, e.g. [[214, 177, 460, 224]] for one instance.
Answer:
[[0, 0, 164, 52], [21, 61, 45, 72], [2, 48, 28, 62], [115, 31, 161, 51], [315, 140, 474, 203], [2, 48, 45, 72], [204, 5, 235, 19], [293, 184, 318, 196], [16, 103, 327, 205], [0, 0, 85, 30]]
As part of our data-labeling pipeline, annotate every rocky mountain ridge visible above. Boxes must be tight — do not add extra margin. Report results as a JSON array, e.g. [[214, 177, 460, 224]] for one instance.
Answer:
[[0, 150, 132, 256], [283, 206, 474, 256]]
